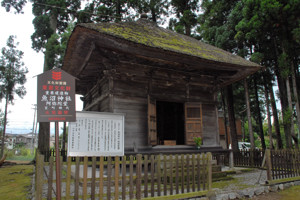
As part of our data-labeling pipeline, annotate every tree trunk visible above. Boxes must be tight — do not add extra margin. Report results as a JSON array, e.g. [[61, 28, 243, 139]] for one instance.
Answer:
[[1, 94, 9, 158], [244, 79, 255, 150], [38, 8, 59, 154], [263, 77, 273, 149], [38, 122, 50, 154], [226, 85, 238, 151], [268, 82, 283, 149], [221, 89, 229, 149], [254, 77, 266, 150], [115, 0, 121, 22], [286, 77, 298, 148], [291, 62, 300, 142], [273, 39, 290, 148]]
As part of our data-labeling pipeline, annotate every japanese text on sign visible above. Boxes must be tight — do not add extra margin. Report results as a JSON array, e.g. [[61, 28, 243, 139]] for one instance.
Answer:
[[67, 111, 125, 157], [37, 68, 76, 122]]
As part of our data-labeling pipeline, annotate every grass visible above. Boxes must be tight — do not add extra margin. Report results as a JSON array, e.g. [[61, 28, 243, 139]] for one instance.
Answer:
[[278, 185, 300, 200], [0, 164, 34, 200]]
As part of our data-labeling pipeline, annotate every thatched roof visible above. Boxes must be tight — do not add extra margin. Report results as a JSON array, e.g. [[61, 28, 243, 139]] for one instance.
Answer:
[[62, 19, 261, 94], [80, 20, 258, 67]]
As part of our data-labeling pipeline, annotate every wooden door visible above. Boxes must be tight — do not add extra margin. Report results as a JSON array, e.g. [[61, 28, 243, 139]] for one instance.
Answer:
[[148, 96, 157, 145], [185, 103, 203, 145]]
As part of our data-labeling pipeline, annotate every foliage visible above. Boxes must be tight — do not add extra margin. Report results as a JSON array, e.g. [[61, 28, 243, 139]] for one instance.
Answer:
[[0, 35, 28, 102], [193, 136, 202, 147], [169, 0, 199, 36], [44, 23, 75, 68], [0, 35, 28, 157], [1, 0, 26, 13], [31, 0, 81, 54]]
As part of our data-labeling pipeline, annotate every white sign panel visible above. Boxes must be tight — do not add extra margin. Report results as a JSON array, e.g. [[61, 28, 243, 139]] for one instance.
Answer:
[[67, 111, 124, 157]]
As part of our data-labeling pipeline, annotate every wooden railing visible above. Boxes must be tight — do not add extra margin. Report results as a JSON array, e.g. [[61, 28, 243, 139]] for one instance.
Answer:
[[265, 149, 300, 182], [234, 149, 265, 167], [35, 152, 212, 200]]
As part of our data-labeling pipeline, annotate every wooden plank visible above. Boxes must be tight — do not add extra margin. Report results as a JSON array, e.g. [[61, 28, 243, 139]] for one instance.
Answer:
[[151, 155, 155, 197], [186, 155, 190, 193], [175, 154, 179, 194], [169, 155, 174, 195], [99, 157, 104, 200], [207, 153, 212, 191], [75, 157, 80, 200], [47, 156, 53, 200], [122, 156, 127, 200], [144, 155, 149, 198], [91, 157, 96, 200], [163, 155, 167, 196], [66, 157, 72, 200], [136, 154, 142, 200], [148, 96, 157, 145], [35, 153, 44, 200], [107, 157, 112, 200], [115, 156, 120, 200], [197, 154, 200, 191], [192, 154, 195, 192], [129, 155, 134, 199], [157, 154, 161, 196], [181, 155, 184, 193], [83, 156, 88, 200]]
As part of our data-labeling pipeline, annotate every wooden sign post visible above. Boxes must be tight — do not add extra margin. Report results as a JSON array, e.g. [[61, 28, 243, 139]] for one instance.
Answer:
[[37, 68, 76, 199]]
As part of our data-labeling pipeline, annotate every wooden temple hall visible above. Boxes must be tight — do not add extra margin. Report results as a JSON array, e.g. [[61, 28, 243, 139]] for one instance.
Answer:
[[62, 18, 261, 153]]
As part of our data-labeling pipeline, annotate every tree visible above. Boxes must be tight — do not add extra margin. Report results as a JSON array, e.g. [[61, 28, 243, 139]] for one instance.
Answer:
[[234, 0, 300, 148], [244, 79, 255, 150], [169, 0, 199, 36], [129, 0, 169, 24], [226, 85, 239, 151], [0, 35, 28, 157], [31, 0, 80, 154], [1, 0, 26, 13]]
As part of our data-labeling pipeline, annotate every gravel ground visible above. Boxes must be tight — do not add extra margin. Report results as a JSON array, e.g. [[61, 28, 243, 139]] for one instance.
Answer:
[[215, 167, 267, 193]]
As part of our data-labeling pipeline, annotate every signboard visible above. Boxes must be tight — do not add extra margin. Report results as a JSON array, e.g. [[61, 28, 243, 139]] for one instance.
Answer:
[[67, 111, 125, 157], [37, 68, 76, 122]]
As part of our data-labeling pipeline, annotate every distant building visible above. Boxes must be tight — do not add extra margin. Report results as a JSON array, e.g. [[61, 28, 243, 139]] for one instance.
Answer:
[[5, 133, 37, 149]]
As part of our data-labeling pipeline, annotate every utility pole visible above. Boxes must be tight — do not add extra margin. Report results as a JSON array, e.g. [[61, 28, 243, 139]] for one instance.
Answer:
[[31, 104, 37, 155]]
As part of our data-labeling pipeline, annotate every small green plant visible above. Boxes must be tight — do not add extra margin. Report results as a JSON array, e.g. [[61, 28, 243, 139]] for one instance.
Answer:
[[193, 136, 202, 148]]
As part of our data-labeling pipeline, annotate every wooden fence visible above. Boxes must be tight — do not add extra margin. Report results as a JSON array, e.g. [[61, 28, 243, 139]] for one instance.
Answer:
[[35, 152, 212, 200], [265, 149, 300, 181], [234, 149, 265, 168]]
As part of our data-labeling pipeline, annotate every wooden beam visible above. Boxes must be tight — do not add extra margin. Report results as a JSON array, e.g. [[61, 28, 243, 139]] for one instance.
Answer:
[[76, 43, 95, 77]]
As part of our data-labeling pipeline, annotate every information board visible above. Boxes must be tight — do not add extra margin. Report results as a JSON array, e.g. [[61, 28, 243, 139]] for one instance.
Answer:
[[67, 111, 125, 157], [37, 68, 76, 122]]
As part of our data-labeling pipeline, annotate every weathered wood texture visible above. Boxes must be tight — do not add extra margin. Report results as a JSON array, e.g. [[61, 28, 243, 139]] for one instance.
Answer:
[[35, 152, 212, 200], [234, 149, 265, 168], [202, 104, 219, 146], [79, 65, 220, 149], [265, 149, 300, 181]]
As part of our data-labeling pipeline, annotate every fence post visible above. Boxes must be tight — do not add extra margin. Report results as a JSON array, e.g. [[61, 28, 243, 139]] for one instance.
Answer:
[[35, 152, 44, 200], [136, 154, 142, 200], [265, 149, 272, 181], [229, 150, 234, 169], [207, 152, 212, 191]]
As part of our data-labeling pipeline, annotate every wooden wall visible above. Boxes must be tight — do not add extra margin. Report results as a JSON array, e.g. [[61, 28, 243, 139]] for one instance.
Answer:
[[82, 65, 221, 150]]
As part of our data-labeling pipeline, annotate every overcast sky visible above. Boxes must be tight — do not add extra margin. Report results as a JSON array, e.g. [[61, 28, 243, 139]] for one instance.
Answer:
[[0, 3, 82, 134]]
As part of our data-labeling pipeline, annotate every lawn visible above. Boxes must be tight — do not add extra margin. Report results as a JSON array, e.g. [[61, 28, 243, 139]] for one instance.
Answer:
[[0, 164, 34, 200]]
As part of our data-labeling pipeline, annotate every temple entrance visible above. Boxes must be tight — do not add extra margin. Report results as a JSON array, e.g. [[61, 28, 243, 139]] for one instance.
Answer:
[[156, 101, 185, 145]]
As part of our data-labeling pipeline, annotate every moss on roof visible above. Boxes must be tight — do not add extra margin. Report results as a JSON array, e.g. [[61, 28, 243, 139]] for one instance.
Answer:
[[79, 19, 259, 68]]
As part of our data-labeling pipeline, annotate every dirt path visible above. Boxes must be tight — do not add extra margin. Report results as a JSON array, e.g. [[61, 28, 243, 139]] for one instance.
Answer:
[[250, 192, 282, 200]]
